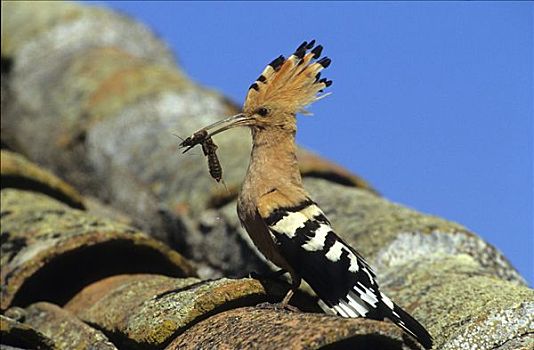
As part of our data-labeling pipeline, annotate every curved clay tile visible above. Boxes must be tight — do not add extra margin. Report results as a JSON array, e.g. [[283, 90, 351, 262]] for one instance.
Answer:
[[65, 274, 317, 349], [5, 302, 117, 350], [1, 189, 195, 310]]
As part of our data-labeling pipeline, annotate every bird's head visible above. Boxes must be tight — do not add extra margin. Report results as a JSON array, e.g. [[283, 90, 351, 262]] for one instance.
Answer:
[[188, 40, 332, 140]]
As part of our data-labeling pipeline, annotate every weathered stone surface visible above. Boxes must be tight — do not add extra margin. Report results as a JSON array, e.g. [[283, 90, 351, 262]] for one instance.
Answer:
[[1, 1, 174, 62], [379, 255, 533, 349], [1, 150, 84, 209], [65, 274, 313, 349], [0, 314, 55, 350], [180, 207, 268, 279], [1, 0, 175, 154], [83, 195, 137, 227], [0, 0, 189, 239], [0, 189, 195, 310], [167, 306, 420, 350], [0, 149, 152, 239], [493, 334, 534, 350], [5, 302, 117, 350]]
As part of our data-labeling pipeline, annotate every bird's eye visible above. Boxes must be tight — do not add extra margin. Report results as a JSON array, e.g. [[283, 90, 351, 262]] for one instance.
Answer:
[[256, 107, 269, 117]]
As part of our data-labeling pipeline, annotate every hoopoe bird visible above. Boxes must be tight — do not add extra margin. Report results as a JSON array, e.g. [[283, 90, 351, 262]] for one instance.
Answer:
[[181, 41, 433, 349]]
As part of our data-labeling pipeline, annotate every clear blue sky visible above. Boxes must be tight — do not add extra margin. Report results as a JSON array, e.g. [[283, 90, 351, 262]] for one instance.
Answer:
[[89, 1, 532, 284]]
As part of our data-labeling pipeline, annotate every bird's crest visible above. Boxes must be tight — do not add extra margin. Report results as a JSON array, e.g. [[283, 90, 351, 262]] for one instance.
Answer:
[[244, 40, 332, 115]]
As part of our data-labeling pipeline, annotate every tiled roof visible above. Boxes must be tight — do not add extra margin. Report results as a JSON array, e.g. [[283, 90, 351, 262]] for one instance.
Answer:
[[1, 2, 532, 349]]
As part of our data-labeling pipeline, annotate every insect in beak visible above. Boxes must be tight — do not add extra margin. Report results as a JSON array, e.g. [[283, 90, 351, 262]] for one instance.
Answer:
[[179, 113, 251, 152]]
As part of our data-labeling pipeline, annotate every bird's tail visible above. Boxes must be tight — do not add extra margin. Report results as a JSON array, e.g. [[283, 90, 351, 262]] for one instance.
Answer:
[[379, 292, 433, 349]]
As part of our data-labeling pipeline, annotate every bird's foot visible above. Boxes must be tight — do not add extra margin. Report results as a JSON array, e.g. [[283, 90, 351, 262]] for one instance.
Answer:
[[255, 302, 301, 313]]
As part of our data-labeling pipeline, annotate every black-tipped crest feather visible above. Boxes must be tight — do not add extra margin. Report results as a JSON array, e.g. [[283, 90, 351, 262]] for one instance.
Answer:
[[244, 40, 333, 115]]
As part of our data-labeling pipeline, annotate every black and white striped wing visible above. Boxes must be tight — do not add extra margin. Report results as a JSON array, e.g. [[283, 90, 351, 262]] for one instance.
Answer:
[[262, 199, 433, 349], [263, 199, 379, 316]]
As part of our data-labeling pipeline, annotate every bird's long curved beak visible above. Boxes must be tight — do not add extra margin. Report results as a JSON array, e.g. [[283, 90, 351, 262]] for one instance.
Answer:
[[201, 113, 252, 138], [180, 113, 252, 152]]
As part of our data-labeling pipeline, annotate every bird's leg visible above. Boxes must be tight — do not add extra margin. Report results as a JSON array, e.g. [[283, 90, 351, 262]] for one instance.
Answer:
[[256, 274, 301, 312], [280, 274, 301, 311], [280, 288, 295, 308]]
